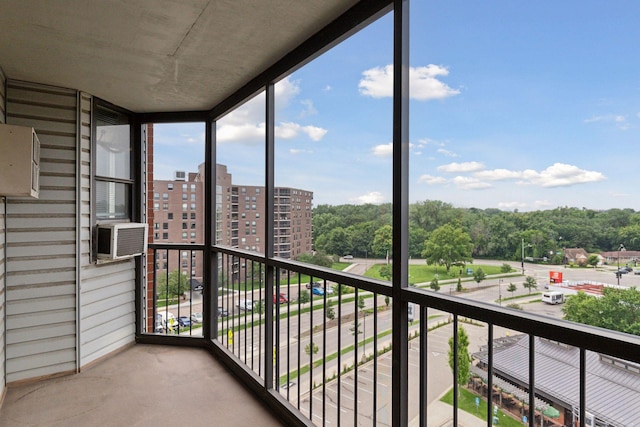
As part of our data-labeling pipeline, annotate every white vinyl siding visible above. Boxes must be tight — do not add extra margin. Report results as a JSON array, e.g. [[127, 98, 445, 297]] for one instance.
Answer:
[[0, 65, 7, 392], [79, 94, 136, 367], [4, 80, 77, 382]]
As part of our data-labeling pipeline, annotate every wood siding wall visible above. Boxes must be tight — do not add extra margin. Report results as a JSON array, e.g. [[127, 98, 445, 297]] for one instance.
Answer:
[[78, 94, 136, 367], [0, 66, 7, 392]]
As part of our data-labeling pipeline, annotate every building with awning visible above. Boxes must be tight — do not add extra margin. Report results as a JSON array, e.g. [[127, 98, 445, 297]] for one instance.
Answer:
[[474, 334, 640, 426]]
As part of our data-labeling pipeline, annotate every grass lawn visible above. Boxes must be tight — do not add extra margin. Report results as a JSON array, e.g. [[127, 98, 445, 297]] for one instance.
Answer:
[[365, 263, 506, 284], [441, 387, 521, 427]]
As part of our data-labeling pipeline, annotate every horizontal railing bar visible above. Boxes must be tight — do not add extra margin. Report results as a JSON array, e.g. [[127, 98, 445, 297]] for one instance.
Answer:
[[149, 243, 206, 251], [404, 286, 640, 364]]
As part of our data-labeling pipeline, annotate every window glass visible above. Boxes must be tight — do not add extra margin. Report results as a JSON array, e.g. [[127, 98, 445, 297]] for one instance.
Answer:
[[95, 181, 129, 219]]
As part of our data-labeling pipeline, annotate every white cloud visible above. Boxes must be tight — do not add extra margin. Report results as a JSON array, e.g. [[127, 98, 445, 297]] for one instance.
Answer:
[[436, 148, 458, 157], [417, 174, 447, 185], [299, 99, 317, 117], [452, 176, 492, 190], [350, 191, 386, 204], [519, 163, 606, 188], [497, 201, 528, 210], [533, 200, 553, 208], [324, 85, 332, 91], [217, 77, 326, 143], [359, 64, 460, 100], [289, 148, 313, 155], [437, 161, 485, 173], [584, 114, 630, 130], [277, 122, 327, 141], [474, 168, 523, 181], [372, 143, 393, 157]]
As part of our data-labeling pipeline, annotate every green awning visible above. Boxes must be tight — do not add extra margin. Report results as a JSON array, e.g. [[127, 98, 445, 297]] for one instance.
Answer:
[[543, 406, 560, 418]]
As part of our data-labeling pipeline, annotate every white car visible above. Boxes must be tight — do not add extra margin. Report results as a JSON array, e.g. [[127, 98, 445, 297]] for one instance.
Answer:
[[190, 312, 203, 323], [237, 299, 254, 311]]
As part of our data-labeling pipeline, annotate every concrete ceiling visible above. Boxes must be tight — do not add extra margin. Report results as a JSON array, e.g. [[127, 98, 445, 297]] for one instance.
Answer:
[[0, 0, 361, 113]]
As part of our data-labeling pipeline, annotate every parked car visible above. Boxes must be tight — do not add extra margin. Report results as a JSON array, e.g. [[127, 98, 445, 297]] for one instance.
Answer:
[[237, 299, 254, 311], [178, 316, 191, 327], [616, 268, 629, 274], [311, 287, 325, 296], [634, 269, 640, 275], [343, 254, 354, 260], [190, 312, 203, 323], [622, 266, 633, 272], [306, 281, 322, 289], [216, 307, 229, 317], [273, 293, 288, 304]]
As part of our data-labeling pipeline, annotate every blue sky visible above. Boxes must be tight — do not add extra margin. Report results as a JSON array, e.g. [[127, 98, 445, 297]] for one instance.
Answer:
[[154, 1, 640, 212]]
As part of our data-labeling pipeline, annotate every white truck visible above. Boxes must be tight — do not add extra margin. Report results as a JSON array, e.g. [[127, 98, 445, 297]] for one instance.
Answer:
[[542, 291, 565, 305]]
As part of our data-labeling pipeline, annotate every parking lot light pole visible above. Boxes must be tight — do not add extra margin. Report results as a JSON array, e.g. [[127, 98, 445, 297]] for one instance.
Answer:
[[618, 244, 625, 286]]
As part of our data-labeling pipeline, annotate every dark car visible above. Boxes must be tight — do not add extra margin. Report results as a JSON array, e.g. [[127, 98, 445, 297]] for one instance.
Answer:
[[177, 316, 191, 327], [616, 268, 630, 274], [216, 307, 228, 317]]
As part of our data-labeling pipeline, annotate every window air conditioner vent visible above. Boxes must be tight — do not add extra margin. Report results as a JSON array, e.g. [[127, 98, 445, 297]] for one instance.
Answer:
[[97, 223, 148, 260]]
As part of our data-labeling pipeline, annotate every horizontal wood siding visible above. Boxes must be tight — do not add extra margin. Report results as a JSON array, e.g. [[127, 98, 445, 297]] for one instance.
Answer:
[[4, 81, 78, 383], [79, 93, 136, 367], [1, 66, 7, 391]]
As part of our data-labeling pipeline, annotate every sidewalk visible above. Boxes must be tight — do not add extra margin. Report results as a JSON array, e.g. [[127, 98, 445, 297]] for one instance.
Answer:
[[409, 400, 485, 427]]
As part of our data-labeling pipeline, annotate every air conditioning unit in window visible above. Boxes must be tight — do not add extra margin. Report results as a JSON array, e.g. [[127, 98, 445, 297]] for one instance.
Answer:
[[97, 222, 148, 260]]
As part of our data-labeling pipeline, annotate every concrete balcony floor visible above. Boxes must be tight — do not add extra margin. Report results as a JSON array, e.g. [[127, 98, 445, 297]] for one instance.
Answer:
[[0, 344, 284, 427]]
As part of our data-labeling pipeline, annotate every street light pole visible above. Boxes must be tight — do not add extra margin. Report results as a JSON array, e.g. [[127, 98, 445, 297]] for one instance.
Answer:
[[499, 279, 502, 305], [617, 244, 625, 286], [521, 238, 525, 274]]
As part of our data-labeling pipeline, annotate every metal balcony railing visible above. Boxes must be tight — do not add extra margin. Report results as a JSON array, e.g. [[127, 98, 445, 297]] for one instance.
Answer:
[[144, 244, 640, 427]]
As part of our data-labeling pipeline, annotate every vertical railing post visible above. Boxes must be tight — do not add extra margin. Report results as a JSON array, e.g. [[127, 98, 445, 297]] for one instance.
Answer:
[[203, 118, 215, 340], [391, 0, 410, 425], [264, 82, 275, 390]]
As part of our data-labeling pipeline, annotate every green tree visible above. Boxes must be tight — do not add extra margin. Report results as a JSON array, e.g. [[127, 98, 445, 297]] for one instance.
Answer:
[[357, 296, 366, 312], [422, 224, 473, 273], [500, 263, 513, 273], [253, 300, 265, 314], [473, 267, 486, 287], [372, 224, 393, 259], [379, 264, 392, 281], [305, 342, 319, 357], [587, 254, 599, 268], [448, 326, 471, 389], [523, 276, 537, 294], [507, 282, 517, 296], [157, 269, 190, 298], [299, 290, 310, 304], [430, 277, 440, 292], [563, 288, 640, 335], [297, 251, 333, 268], [325, 300, 335, 321], [384, 295, 390, 308], [456, 277, 463, 292]]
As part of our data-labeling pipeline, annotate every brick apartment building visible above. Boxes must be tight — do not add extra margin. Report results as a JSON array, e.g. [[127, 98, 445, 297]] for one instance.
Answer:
[[153, 163, 313, 280]]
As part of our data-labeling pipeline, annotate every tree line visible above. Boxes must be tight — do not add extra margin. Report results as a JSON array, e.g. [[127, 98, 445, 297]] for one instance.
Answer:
[[312, 201, 640, 261]]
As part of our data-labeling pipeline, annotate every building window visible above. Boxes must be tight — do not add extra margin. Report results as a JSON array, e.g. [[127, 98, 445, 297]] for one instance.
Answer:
[[191, 194, 196, 201], [191, 184, 196, 191], [190, 232, 196, 238], [167, 183, 173, 190], [191, 213, 196, 219], [154, 192, 159, 200], [182, 203, 188, 210], [190, 203, 196, 210], [154, 232, 159, 240], [191, 223, 196, 229], [182, 193, 188, 200], [163, 203, 168, 210], [162, 233, 168, 240], [163, 223, 168, 229], [168, 213, 173, 220], [241, 213, 246, 218], [256, 213, 260, 218], [182, 223, 187, 229], [93, 101, 132, 220], [182, 183, 188, 190], [182, 213, 188, 219], [163, 193, 168, 200], [182, 232, 188, 239], [154, 203, 160, 210]]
